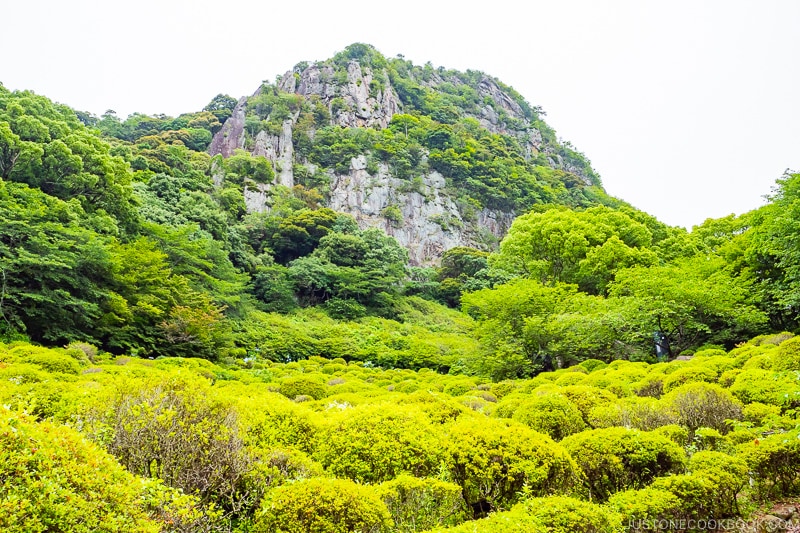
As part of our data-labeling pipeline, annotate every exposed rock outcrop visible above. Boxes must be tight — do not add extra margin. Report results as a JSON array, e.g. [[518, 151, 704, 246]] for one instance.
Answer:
[[207, 47, 600, 264], [327, 156, 514, 265]]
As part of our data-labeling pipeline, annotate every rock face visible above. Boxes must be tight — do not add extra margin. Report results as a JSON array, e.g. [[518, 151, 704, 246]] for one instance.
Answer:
[[208, 50, 597, 264], [208, 96, 247, 158], [277, 61, 402, 129], [327, 156, 514, 265]]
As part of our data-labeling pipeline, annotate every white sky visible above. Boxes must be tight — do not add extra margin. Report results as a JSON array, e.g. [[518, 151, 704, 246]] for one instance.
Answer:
[[2, 0, 799, 229]]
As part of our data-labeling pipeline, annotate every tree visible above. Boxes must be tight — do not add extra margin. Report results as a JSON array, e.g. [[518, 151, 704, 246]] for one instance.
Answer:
[[609, 260, 768, 354], [0, 181, 112, 343], [744, 172, 800, 329]]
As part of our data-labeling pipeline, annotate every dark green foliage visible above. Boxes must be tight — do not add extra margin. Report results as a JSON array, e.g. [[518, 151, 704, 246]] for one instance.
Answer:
[[0, 181, 112, 344], [204, 93, 238, 123]]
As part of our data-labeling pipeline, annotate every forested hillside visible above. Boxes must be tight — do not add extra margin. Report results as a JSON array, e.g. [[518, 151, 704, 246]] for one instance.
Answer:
[[1, 43, 799, 532]]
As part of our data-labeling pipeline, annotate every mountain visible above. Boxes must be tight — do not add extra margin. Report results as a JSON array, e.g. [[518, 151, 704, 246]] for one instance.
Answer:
[[208, 43, 614, 264]]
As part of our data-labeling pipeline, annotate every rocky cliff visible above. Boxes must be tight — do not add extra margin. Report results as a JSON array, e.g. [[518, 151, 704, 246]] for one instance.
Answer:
[[209, 44, 603, 265]]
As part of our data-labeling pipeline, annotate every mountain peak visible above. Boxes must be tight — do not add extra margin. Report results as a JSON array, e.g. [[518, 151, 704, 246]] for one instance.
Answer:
[[208, 44, 606, 264]]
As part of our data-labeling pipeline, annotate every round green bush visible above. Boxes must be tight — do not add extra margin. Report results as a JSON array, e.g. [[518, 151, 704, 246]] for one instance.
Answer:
[[376, 475, 466, 531], [313, 404, 443, 483], [688, 450, 747, 515], [8, 345, 82, 375], [561, 427, 686, 501], [444, 418, 579, 513], [0, 409, 159, 532], [664, 382, 742, 433], [730, 369, 800, 408], [578, 358, 608, 372], [278, 376, 327, 400], [491, 394, 526, 419], [553, 372, 586, 386], [606, 487, 682, 525], [736, 428, 800, 500], [742, 402, 781, 426], [650, 470, 737, 520], [425, 508, 544, 532], [253, 477, 392, 533], [773, 336, 800, 371], [444, 380, 476, 397], [559, 385, 617, 424], [651, 424, 690, 447], [662, 366, 717, 393], [514, 496, 622, 533], [512, 394, 585, 440], [489, 380, 518, 399]]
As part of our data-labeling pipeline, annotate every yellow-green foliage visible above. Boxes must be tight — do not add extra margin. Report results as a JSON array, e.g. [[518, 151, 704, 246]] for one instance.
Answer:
[[278, 375, 328, 400], [0, 408, 159, 532], [772, 335, 800, 371], [606, 487, 682, 525], [561, 427, 686, 501], [2, 333, 799, 532], [687, 451, 748, 515], [104, 378, 254, 509], [650, 470, 738, 520], [514, 496, 622, 533], [376, 475, 466, 532], [729, 368, 800, 408], [253, 477, 392, 533], [664, 382, 743, 433], [558, 385, 617, 424], [314, 403, 445, 483], [589, 396, 678, 431], [662, 365, 717, 392], [444, 418, 579, 512], [4, 344, 84, 375], [511, 393, 586, 440], [424, 508, 544, 532], [736, 429, 800, 500]]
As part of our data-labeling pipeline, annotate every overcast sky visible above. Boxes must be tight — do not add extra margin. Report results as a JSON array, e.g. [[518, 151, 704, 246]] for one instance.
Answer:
[[3, 0, 798, 229]]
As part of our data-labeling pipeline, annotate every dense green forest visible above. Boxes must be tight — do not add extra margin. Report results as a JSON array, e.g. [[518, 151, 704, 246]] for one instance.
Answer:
[[1, 43, 799, 531]]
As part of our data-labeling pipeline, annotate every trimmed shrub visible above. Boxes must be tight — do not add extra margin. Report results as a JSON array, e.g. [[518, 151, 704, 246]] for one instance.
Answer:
[[559, 385, 617, 425], [376, 475, 466, 532], [489, 380, 517, 399], [278, 376, 327, 400], [491, 394, 526, 419], [606, 487, 682, 527], [773, 336, 800, 371], [253, 477, 392, 533], [589, 397, 678, 431], [514, 496, 622, 533], [578, 358, 608, 372], [8, 345, 82, 375], [651, 470, 739, 520], [736, 429, 800, 500], [687, 451, 748, 515], [652, 424, 690, 447], [742, 402, 781, 427], [0, 408, 159, 532], [106, 379, 254, 511], [444, 380, 476, 397], [664, 382, 742, 434], [444, 418, 579, 516], [662, 366, 717, 393], [244, 396, 321, 454], [424, 508, 544, 532], [511, 394, 586, 440], [729, 369, 800, 409], [561, 427, 686, 501], [314, 404, 443, 483]]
